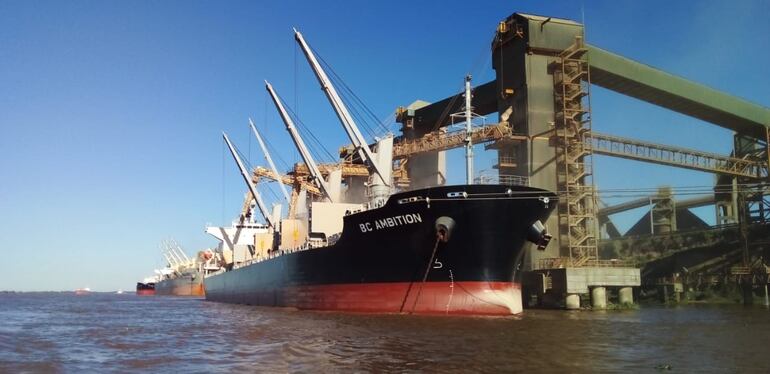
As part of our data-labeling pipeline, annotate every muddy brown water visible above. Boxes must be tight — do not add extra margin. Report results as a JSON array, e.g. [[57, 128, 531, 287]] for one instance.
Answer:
[[1, 293, 768, 372]]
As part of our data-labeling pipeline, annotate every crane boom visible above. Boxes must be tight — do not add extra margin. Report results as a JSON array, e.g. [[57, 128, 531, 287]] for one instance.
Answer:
[[162, 251, 177, 267], [168, 239, 190, 262], [222, 132, 275, 228], [293, 29, 389, 186], [265, 80, 335, 202], [172, 246, 189, 263], [164, 242, 183, 265], [249, 118, 291, 204]]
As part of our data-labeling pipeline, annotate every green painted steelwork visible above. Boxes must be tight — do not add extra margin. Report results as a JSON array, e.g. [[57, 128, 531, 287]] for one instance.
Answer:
[[587, 45, 770, 140]]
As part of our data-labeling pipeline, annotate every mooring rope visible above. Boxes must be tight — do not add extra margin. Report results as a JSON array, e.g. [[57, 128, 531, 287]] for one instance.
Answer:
[[400, 235, 443, 314]]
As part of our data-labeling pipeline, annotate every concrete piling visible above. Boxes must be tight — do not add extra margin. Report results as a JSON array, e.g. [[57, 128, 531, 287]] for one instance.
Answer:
[[565, 294, 580, 310], [618, 287, 634, 305], [591, 287, 606, 309]]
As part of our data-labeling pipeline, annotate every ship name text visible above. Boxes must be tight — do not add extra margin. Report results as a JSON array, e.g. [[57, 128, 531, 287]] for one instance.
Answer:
[[359, 213, 422, 233]]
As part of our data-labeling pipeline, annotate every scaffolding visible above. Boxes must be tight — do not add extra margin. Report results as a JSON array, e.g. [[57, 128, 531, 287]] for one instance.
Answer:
[[734, 132, 770, 225]]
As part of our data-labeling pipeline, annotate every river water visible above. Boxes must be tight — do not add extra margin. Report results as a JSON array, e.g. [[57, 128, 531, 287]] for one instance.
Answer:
[[1, 293, 768, 373]]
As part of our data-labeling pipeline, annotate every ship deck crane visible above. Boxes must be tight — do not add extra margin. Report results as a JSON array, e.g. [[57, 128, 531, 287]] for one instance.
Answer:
[[162, 240, 184, 265], [169, 239, 191, 262], [237, 166, 324, 221], [250, 118, 291, 204], [171, 247, 188, 265], [162, 251, 178, 267], [294, 29, 390, 187], [252, 166, 321, 194], [265, 80, 337, 203], [223, 132, 275, 228]]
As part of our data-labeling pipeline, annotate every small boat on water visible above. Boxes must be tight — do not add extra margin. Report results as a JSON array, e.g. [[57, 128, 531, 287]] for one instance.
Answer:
[[74, 287, 92, 296]]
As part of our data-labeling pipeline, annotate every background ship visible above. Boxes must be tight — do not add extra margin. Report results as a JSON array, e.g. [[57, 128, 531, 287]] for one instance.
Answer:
[[136, 277, 157, 296], [151, 239, 218, 297]]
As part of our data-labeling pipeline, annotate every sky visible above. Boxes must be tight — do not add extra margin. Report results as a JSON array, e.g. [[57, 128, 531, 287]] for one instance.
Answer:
[[1, 0, 768, 291]]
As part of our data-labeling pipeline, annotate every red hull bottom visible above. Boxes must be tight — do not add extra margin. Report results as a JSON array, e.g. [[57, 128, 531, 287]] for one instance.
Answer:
[[207, 281, 523, 315], [136, 289, 155, 296]]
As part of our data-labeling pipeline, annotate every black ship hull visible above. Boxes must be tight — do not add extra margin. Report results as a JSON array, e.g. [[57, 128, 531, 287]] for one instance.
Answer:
[[204, 184, 556, 315], [136, 282, 156, 296]]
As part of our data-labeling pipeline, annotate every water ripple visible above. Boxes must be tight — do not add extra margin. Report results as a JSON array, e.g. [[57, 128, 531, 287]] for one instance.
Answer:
[[0, 293, 769, 372]]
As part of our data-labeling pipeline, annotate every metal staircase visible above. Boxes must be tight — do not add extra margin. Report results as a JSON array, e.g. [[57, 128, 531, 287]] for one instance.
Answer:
[[552, 36, 599, 265]]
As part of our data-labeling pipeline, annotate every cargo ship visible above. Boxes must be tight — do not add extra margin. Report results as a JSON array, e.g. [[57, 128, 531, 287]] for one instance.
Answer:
[[136, 277, 157, 296], [155, 268, 204, 296], [202, 29, 557, 315], [152, 240, 216, 297], [205, 185, 556, 315]]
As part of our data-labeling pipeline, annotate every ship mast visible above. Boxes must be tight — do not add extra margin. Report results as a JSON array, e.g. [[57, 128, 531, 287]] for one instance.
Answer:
[[222, 132, 275, 228], [265, 80, 336, 203], [293, 29, 390, 187], [464, 75, 474, 185], [250, 118, 291, 205]]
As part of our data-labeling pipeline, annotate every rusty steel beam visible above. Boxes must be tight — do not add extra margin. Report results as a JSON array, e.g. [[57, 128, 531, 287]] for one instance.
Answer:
[[253, 166, 321, 195], [392, 122, 525, 159], [291, 162, 370, 177]]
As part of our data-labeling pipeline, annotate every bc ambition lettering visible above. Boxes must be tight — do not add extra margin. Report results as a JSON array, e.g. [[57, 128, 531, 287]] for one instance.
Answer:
[[359, 213, 422, 233]]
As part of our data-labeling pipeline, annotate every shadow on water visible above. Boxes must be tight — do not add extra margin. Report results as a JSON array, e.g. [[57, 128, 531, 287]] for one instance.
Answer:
[[0, 293, 769, 372]]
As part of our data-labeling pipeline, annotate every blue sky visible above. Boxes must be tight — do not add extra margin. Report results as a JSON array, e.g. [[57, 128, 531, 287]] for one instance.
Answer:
[[1, 0, 768, 291]]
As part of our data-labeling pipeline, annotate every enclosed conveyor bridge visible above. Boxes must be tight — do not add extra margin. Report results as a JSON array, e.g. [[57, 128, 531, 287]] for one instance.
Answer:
[[400, 44, 770, 144]]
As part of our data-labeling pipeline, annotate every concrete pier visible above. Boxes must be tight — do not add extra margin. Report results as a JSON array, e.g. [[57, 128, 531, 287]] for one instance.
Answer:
[[526, 266, 640, 310], [591, 287, 607, 309], [618, 287, 634, 305], [565, 294, 581, 310]]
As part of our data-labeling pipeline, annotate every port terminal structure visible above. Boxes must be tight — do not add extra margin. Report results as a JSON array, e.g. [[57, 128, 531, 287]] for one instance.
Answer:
[[392, 13, 770, 308]]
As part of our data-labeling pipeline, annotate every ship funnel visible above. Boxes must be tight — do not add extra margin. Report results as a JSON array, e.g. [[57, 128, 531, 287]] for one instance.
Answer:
[[527, 220, 552, 250]]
